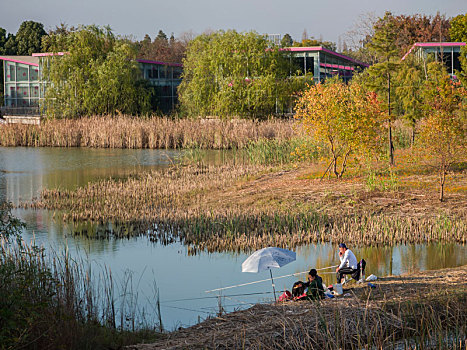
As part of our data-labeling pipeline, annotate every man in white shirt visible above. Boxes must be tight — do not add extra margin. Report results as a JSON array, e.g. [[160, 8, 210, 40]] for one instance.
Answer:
[[335, 243, 359, 284]]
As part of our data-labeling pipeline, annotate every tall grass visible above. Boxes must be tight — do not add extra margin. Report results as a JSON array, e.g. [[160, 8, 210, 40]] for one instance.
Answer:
[[0, 237, 162, 349], [242, 137, 320, 165], [182, 137, 322, 166], [0, 116, 298, 149]]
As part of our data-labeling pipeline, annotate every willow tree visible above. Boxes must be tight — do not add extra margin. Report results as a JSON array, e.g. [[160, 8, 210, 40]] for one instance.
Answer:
[[178, 30, 302, 118], [295, 78, 385, 179], [42, 25, 151, 118]]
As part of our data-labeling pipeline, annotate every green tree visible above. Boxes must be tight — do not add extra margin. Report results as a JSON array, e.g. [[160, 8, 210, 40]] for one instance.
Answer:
[[395, 57, 425, 146], [0, 27, 7, 54], [179, 30, 299, 118], [15, 20, 47, 55], [450, 13, 467, 42], [4, 34, 17, 54], [293, 38, 337, 51], [280, 33, 293, 47], [450, 13, 467, 85], [42, 25, 151, 118], [367, 12, 400, 165], [417, 62, 467, 201], [41, 23, 77, 52], [295, 78, 385, 178], [156, 29, 168, 42]]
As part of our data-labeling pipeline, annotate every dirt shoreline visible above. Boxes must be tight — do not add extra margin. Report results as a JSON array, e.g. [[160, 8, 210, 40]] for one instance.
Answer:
[[128, 265, 467, 350]]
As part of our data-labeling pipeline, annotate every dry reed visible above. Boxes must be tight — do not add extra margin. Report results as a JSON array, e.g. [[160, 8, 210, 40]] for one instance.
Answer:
[[0, 116, 298, 149], [24, 164, 466, 252], [129, 266, 467, 349]]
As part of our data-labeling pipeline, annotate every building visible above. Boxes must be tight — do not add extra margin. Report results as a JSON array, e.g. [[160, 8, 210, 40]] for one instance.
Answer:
[[285, 47, 368, 83], [0, 54, 182, 122], [401, 42, 466, 78], [138, 59, 182, 112], [264, 34, 282, 46], [1, 45, 367, 121]]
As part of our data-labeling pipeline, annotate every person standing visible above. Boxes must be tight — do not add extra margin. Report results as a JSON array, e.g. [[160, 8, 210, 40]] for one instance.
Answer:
[[335, 243, 358, 283]]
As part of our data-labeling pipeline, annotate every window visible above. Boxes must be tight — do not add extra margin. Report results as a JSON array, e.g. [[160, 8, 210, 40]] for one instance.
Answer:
[[305, 57, 314, 74], [6, 62, 16, 81], [16, 64, 29, 82], [173, 67, 182, 79], [31, 84, 40, 98], [159, 66, 167, 79], [292, 57, 304, 75], [29, 66, 39, 81]]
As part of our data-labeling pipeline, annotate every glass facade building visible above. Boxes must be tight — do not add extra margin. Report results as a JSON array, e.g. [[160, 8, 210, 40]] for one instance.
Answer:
[[285, 47, 368, 83], [137, 59, 183, 112], [401, 42, 465, 78], [2, 56, 44, 109], [1, 55, 183, 115]]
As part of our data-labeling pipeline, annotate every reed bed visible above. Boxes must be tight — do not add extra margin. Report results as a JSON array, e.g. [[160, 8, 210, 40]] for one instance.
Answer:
[[0, 238, 162, 349], [25, 164, 466, 252], [0, 116, 298, 149]]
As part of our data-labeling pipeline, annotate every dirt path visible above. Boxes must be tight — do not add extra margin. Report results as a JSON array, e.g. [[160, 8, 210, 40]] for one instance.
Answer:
[[128, 265, 467, 350]]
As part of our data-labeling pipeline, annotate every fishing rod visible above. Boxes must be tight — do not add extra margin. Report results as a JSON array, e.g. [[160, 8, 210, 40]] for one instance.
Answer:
[[205, 265, 339, 293]]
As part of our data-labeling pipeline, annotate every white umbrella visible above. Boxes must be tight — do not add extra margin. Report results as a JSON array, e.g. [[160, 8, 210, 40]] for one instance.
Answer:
[[242, 247, 296, 301]]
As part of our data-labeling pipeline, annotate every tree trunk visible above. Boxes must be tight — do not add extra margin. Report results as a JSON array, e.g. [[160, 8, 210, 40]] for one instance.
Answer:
[[338, 150, 351, 178], [388, 72, 394, 165], [439, 164, 446, 202], [333, 156, 339, 178]]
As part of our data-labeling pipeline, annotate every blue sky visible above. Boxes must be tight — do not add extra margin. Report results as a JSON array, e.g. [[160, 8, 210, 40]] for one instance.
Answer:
[[1, 0, 466, 44]]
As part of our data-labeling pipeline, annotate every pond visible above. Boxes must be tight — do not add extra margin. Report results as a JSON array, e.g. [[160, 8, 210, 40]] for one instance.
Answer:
[[1, 147, 466, 330]]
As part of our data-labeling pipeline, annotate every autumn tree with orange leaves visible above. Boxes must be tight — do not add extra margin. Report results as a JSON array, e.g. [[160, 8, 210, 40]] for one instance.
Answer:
[[295, 78, 385, 179], [417, 62, 467, 201]]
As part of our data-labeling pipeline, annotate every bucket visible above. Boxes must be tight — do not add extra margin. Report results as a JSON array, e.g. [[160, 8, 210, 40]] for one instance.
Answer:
[[333, 283, 343, 295]]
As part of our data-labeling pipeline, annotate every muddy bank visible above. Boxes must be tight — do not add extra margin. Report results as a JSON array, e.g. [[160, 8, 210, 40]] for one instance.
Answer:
[[128, 265, 467, 349]]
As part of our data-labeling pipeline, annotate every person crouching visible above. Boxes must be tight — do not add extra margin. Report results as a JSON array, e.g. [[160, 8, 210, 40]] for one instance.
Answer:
[[303, 268, 325, 301]]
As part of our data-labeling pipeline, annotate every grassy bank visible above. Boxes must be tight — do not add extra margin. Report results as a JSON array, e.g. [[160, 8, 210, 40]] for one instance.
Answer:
[[0, 240, 162, 349], [0, 116, 297, 149], [129, 265, 467, 350], [0, 205, 161, 349], [25, 163, 467, 252]]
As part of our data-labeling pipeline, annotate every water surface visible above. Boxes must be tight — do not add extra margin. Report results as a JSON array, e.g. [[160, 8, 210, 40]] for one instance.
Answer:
[[1, 147, 466, 329]]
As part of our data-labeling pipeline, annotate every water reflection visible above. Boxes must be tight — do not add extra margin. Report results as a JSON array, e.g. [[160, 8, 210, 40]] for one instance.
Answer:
[[0, 147, 180, 204], [0, 147, 466, 329]]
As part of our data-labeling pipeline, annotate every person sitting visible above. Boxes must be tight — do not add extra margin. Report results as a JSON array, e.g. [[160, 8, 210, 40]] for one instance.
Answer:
[[303, 269, 325, 301], [292, 281, 306, 299], [335, 243, 363, 284]]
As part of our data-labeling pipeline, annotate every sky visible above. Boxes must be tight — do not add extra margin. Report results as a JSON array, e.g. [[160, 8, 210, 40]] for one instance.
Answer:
[[1, 0, 466, 45]]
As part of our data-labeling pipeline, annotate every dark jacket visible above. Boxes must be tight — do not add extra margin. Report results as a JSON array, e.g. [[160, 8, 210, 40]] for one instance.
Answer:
[[304, 275, 325, 301]]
